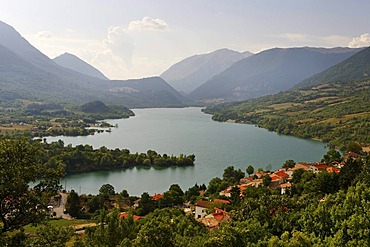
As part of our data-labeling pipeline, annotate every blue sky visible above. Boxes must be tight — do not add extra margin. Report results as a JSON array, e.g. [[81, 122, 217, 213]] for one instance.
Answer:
[[1, 0, 369, 79]]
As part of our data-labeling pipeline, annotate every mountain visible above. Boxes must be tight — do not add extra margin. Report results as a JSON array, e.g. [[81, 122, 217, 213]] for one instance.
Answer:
[[53, 52, 109, 80], [160, 48, 252, 93], [294, 46, 370, 89], [203, 47, 370, 148], [106, 77, 191, 108], [0, 20, 189, 107], [189, 47, 363, 102]]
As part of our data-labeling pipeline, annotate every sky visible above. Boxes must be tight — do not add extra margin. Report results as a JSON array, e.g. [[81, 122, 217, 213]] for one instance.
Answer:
[[0, 0, 369, 80]]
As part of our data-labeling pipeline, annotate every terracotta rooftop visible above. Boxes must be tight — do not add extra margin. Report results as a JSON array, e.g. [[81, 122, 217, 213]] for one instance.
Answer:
[[119, 212, 141, 221], [195, 200, 210, 208], [274, 170, 289, 178], [151, 193, 164, 201], [213, 198, 230, 204]]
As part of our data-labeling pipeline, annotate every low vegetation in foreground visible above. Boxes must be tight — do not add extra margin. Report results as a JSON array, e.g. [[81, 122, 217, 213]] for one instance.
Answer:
[[1, 137, 370, 246]]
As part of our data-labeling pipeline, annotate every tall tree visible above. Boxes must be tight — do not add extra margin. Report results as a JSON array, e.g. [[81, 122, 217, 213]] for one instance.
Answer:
[[246, 165, 255, 176], [0, 139, 63, 233]]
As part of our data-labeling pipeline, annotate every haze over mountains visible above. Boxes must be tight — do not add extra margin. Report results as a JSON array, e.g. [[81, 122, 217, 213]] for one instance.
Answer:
[[189, 47, 363, 102], [295, 46, 370, 89], [0, 20, 189, 108], [0, 19, 367, 109], [160, 49, 252, 93], [53, 53, 109, 80]]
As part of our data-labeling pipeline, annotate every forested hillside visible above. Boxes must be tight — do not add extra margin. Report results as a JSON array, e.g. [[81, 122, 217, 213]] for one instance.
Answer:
[[204, 47, 370, 149]]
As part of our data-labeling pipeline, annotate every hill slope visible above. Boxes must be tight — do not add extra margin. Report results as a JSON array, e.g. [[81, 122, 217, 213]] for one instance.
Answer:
[[295, 46, 370, 89], [0, 20, 189, 107], [53, 52, 109, 80], [190, 47, 362, 102], [161, 49, 252, 93], [204, 47, 370, 148]]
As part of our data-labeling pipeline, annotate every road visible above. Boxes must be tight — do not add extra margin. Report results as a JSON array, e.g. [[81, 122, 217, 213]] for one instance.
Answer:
[[52, 192, 72, 219]]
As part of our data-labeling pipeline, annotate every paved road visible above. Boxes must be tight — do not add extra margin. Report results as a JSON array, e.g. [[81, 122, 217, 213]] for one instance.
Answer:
[[52, 192, 72, 219]]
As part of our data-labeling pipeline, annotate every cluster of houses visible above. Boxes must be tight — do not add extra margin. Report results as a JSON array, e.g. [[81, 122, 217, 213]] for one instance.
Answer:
[[192, 160, 345, 228], [220, 162, 341, 197], [119, 152, 362, 229]]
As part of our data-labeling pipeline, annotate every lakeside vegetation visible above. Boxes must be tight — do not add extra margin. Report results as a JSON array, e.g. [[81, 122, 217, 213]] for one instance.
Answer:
[[41, 140, 195, 174], [204, 80, 370, 150], [0, 100, 134, 138]]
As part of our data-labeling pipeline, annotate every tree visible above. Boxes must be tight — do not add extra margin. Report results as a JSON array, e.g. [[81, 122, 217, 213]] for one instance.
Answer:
[[230, 186, 241, 204], [0, 139, 63, 233], [136, 192, 156, 216], [25, 225, 74, 247], [246, 165, 255, 177], [322, 149, 342, 164], [263, 175, 272, 187], [282, 160, 295, 169], [66, 190, 81, 218], [223, 166, 245, 184], [346, 141, 363, 154], [99, 184, 115, 198]]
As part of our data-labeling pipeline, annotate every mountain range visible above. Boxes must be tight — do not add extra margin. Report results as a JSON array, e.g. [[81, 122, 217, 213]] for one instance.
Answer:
[[189, 47, 363, 102], [203, 46, 370, 148], [0, 20, 189, 108], [0, 19, 367, 110], [160, 49, 252, 93]]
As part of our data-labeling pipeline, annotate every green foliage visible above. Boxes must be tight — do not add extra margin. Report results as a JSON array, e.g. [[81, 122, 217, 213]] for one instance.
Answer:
[[136, 192, 156, 216], [99, 184, 115, 197], [223, 166, 245, 184], [322, 149, 342, 164], [204, 80, 370, 149], [347, 141, 363, 154], [66, 190, 81, 218], [36, 142, 195, 175], [25, 225, 74, 247], [0, 138, 63, 233], [246, 165, 254, 176], [282, 160, 295, 169]]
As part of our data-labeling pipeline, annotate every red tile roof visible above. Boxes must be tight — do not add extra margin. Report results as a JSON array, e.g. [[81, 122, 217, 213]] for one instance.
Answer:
[[119, 212, 141, 221], [274, 170, 289, 178], [195, 200, 210, 208], [213, 199, 230, 204], [151, 193, 164, 201], [326, 166, 340, 174]]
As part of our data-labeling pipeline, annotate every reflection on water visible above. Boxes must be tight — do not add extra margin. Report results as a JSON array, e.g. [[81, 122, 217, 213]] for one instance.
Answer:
[[48, 107, 327, 196]]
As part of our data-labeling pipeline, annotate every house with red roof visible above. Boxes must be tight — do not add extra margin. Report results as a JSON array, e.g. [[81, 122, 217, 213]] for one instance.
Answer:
[[326, 166, 340, 174], [200, 207, 230, 228], [195, 200, 210, 219], [151, 193, 164, 201], [119, 212, 141, 221]]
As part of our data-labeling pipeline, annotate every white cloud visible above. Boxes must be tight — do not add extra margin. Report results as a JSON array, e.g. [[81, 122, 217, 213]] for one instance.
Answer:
[[128, 17, 168, 31], [37, 31, 53, 39], [102, 25, 135, 67], [349, 33, 370, 48]]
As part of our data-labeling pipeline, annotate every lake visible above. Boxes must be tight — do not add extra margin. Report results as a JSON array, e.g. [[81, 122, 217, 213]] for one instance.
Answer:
[[46, 107, 328, 196]]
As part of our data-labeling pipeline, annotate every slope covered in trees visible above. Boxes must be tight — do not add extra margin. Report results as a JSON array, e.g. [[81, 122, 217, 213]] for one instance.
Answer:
[[204, 47, 370, 149]]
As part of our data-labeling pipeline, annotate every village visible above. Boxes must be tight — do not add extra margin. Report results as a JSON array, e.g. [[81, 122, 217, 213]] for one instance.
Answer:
[[47, 150, 358, 232]]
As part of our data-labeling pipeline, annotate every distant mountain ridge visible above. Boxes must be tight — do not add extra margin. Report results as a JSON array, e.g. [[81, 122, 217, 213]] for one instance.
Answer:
[[0, 20, 189, 108], [295, 46, 370, 89], [189, 47, 363, 102], [203, 47, 370, 148], [161, 48, 252, 93], [53, 52, 109, 80]]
